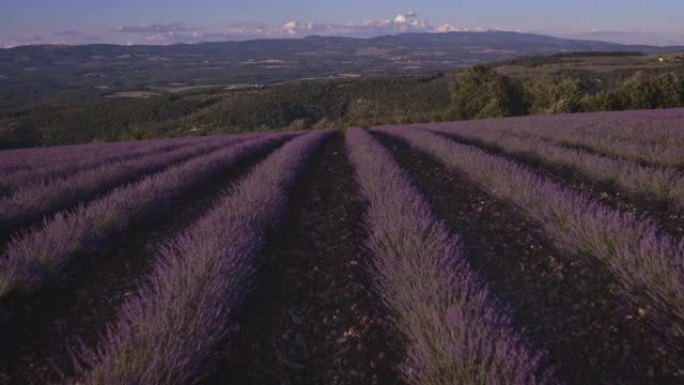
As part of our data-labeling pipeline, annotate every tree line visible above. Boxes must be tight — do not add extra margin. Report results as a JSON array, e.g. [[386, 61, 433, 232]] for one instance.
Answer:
[[2, 63, 684, 149], [450, 65, 684, 120]]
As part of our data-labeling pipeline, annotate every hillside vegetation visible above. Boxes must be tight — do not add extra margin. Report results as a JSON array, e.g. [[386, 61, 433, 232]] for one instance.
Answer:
[[2, 31, 671, 109], [1, 51, 684, 148]]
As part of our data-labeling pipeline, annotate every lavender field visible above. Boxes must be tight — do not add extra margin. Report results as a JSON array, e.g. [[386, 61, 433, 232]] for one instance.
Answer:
[[0, 108, 683, 385]]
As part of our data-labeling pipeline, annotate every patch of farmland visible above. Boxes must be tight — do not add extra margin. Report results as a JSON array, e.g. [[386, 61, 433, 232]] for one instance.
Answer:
[[0, 108, 683, 385]]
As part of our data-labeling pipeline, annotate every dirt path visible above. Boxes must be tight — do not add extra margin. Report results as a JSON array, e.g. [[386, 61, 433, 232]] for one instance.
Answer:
[[0, 144, 281, 385], [375, 133, 684, 385], [204, 134, 402, 385]]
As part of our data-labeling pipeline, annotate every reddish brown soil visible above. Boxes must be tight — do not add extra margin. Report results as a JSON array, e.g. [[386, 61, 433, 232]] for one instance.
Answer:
[[0, 143, 281, 385], [375, 132, 684, 385], [204, 135, 403, 385]]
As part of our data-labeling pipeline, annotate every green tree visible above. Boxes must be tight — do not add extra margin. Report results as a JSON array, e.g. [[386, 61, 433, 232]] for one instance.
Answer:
[[621, 71, 659, 109], [653, 72, 684, 107], [582, 90, 629, 111], [449, 66, 526, 120], [524, 76, 585, 114], [620, 71, 683, 109]]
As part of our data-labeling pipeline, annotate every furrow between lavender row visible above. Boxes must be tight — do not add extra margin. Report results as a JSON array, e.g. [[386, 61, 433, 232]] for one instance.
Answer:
[[507, 113, 684, 168], [346, 127, 556, 385], [378, 126, 684, 341], [423, 110, 684, 168], [0, 134, 251, 233], [0, 133, 293, 300], [0, 135, 213, 174], [68, 130, 331, 385], [0, 136, 221, 195], [429, 127, 684, 218], [552, 137, 684, 170]]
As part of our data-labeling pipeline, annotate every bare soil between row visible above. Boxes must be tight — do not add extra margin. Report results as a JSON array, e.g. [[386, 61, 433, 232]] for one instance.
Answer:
[[557, 140, 684, 173], [0, 144, 238, 252], [0, 142, 282, 385], [375, 132, 684, 385], [435, 131, 684, 237], [203, 134, 403, 385]]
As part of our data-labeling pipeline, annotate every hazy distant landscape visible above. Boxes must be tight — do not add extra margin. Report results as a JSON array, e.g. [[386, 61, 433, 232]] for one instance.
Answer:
[[1, 31, 680, 108], [2, 34, 683, 149]]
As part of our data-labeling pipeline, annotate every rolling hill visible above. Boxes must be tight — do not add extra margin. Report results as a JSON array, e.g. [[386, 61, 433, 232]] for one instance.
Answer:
[[0, 31, 681, 107]]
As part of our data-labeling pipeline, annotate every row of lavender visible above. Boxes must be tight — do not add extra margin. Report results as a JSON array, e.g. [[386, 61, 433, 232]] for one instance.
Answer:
[[68, 131, 330, 384], [504, 109, 684, 146], [425, 124, 684, 211], [346, 128, 555, 385], [66, 128, 558, 384], [0, 133, 292, 299], [0, 119, 680, 384], [424, 109, 684, 168], [0, 134, 257, 232], [0, 134, 234, 175], [376, 126, 684, 341], [0, 138, 190, 195], [64, 125, 682, 384], [0, 134, 261, 196]]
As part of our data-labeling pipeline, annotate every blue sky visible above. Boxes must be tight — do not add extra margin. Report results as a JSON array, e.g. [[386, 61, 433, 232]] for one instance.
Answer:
[[2, 0, 684, 47]]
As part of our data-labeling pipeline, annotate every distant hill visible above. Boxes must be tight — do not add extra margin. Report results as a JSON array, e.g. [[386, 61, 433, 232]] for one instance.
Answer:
[[0, 31, 681, 107], [2, 47, 684, 149]]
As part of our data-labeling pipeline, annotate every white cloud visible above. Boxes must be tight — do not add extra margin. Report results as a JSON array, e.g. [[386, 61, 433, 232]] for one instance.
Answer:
[[116, 21, 188, 34], [436, 24, 489, 33], [1, 30, 101, 48], [391, 12, 429, 30], [1, 12, 494, 47], [5, 12, 680, 48], [268, 12, 443, 39], [282, 20, 315, 36], [273, 12, 436, 39], [435, 24, 460, 33], [393, 14, 408, 24], [1, 36, 43, 48]]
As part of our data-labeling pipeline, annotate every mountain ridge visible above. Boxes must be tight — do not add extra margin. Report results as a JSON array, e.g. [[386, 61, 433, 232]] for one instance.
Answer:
[[0, 30, 681, 108], [2, 30, 682, 51]]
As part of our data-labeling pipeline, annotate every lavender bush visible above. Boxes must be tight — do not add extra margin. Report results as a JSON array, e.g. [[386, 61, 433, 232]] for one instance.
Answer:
[[0, 133, 292, 299], [0, 135, 220, 174], [0, 138, 196, 195], [69, 130, 330, 385], [421, 109, 684, 167], [0, 134, 251, 232], [430, 127, 684, 209], [346, 127, 555, 385], [378, 126, 684, 340]]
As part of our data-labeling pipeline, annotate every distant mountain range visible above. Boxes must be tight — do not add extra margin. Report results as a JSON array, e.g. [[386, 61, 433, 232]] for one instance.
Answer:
[[1, 31, 681, 108]]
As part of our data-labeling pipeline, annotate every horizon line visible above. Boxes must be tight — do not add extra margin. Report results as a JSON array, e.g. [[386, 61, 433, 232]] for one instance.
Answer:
[[2, 29, 682, 50]]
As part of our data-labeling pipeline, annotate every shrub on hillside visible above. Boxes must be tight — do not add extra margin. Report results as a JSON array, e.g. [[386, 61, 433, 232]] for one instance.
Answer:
[[450, 66, 526, 120]]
